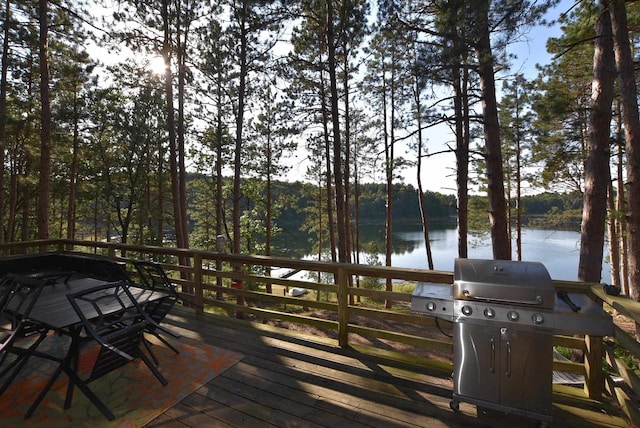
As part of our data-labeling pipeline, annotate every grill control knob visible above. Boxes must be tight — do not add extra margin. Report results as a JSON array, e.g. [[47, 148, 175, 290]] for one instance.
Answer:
[[461, 305, 473, 316], [507, 310, 519, 322], [532, 313, 545, 325], [483, 308, 495, 319], [427, 302, 437, 312]]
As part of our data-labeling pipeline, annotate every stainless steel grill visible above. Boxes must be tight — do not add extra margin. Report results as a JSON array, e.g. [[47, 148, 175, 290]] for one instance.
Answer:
[[411, 258, 614, 426]]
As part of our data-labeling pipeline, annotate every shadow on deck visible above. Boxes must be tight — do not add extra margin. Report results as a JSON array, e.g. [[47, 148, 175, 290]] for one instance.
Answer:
[[148, 307, 627, 428]]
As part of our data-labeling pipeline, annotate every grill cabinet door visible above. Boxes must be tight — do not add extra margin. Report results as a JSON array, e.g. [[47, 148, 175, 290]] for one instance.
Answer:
[[453, 322, 500, 403], [454, 322, 553, 417], [499, 327, 553, 415]]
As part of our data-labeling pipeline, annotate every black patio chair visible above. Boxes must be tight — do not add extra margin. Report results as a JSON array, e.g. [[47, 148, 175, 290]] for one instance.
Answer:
[[133, 261, 180, 364], [0, 274, 48, 397], [63, 281, 168, 420]]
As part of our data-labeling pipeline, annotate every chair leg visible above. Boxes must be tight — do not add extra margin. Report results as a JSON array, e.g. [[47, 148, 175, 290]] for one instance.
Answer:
[[138, 351, 168, 386], [24, 358, 65, 419], [65, 369, 116, 421], [142, 337, 159, 366], [0, 331, 49, 397], [154, 332, 180, 354]]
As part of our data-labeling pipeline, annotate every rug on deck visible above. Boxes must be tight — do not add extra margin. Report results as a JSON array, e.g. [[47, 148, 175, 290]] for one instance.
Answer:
[[0, 333, 243, 427]]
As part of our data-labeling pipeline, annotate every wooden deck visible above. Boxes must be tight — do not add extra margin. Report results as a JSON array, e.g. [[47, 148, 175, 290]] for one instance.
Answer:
[[147, 307, 627, 428]]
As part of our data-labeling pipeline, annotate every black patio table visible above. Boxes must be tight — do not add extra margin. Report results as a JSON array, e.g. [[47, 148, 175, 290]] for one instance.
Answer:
[[5, 271, 169, 418]]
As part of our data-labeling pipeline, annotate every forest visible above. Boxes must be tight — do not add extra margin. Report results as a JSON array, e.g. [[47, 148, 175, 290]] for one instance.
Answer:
[[1, 1, 639, 300]]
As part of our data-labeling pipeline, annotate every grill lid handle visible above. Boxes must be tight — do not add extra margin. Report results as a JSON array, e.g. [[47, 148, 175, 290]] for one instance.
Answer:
[[462, 289, 543, 305], [557, 291, 581, 313]]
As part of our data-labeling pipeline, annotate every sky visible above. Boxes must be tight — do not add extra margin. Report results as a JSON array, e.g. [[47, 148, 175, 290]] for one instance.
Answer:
[[408, 1, 572, 195], [85, 0, 574, 195], [283, 0, 574, 195]]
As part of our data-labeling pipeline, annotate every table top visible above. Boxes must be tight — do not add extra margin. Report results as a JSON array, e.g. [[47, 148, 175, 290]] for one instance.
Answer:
[[15, 274, 167, 330]]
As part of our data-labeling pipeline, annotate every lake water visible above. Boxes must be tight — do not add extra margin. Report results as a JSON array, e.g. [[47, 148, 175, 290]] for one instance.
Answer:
[[274, 223, 611, 283], [389, 226, 611, 282], [282, 225, 612, 283]]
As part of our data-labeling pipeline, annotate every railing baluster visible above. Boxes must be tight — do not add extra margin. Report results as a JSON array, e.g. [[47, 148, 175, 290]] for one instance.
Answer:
[[194, 253, 204, 314], [337, 265, 349, 347]]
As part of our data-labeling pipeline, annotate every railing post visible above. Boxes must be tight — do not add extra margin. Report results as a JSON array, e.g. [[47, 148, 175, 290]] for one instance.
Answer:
[[194, 253, 204, 314], [584, 334, 604, 399], [337, 266, 349, 347]]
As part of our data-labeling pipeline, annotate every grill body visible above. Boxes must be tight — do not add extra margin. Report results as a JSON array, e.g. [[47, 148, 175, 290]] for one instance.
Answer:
[[452, 258, 555, 422], [411, 258, 615, 425]]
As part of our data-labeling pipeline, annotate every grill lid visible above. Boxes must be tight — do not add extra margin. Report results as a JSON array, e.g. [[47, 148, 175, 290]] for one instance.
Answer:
[[453, 258, 555, 309]]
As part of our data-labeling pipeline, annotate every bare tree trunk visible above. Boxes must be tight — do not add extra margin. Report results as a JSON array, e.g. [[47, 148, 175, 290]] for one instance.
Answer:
[[608, 102, 623, 288], [578, 0, 615, 283], [326, 0, 347, 264], [455, 67, 470, 259], [67, 92, 80, 243], [617, 134, 629, 294], [233, 3, 248, 257], [415, 82, 433, 269], [176, 10, 190, 258], [265, 142, 273, 293], [319, 52, 337, 264], [161, 0, 182, 251], [215, 72, 225, 299], [0, 0, 10, 244], [343, 56, 352, 268], [37, 0, 51, 242], [610, 0, 640, 326], [384, 63, 395, 308], [608, 176, 621, 286], [473, 0, 509, 260], [515, 85, 523, 261], [353, 160, 361, 301]]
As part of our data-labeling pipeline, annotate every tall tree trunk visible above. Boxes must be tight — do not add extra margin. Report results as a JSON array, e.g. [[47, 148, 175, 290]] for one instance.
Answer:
[[326, 0, 347, 264], [454, 66, 469, 258], [473, 0, 509, 260], [215, 71, 225, 299], [384, 61, 395, 308], [0, 0, 10, 244], [610, 0, 640, 322], [37, 0, 51, 242], [177, 11, 190, 253], [616, 130, 629, 294], [609, 102, 623, 289], [415, 82, 433, 270], [319, 52, 337, 264], [66, 93, 80, 243], [162, 0, 182, 251], [608, 176, 621, 286], [265, 141, 273, 293], [233, 2, 248, 257], [578, 0, 615, 283], [343, 56, 352, 268]]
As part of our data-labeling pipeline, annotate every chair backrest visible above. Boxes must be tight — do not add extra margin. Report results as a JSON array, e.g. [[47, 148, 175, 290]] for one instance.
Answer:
[[133, 261, 176, 294], [1, 275, 45, 347], [67, 281, 149, 382], [133, 261, 178, 324], [0, 275, 17, 312]]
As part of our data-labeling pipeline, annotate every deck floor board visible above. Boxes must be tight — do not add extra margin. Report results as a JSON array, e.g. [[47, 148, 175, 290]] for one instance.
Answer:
[[146, 307, 628, 428]]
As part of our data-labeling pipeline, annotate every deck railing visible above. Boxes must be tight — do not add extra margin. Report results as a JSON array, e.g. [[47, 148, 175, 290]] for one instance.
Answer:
[[1, 239, 638, 425]]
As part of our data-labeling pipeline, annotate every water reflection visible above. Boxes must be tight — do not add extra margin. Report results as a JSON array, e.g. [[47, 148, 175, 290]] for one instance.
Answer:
[[388, 226, 610, 282], [275, 224, 613, 282]]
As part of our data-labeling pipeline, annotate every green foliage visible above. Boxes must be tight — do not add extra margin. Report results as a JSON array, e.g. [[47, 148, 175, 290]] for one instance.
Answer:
[[360, 241, 383, 290]]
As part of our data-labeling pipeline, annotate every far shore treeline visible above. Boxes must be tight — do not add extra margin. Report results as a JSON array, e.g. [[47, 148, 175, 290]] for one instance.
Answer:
[[188, 176, 584, 235]]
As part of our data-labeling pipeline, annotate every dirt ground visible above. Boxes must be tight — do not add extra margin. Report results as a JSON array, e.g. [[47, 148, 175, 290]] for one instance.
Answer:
[[243, 285, 638, 367], [245, 304, 454, 363]]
